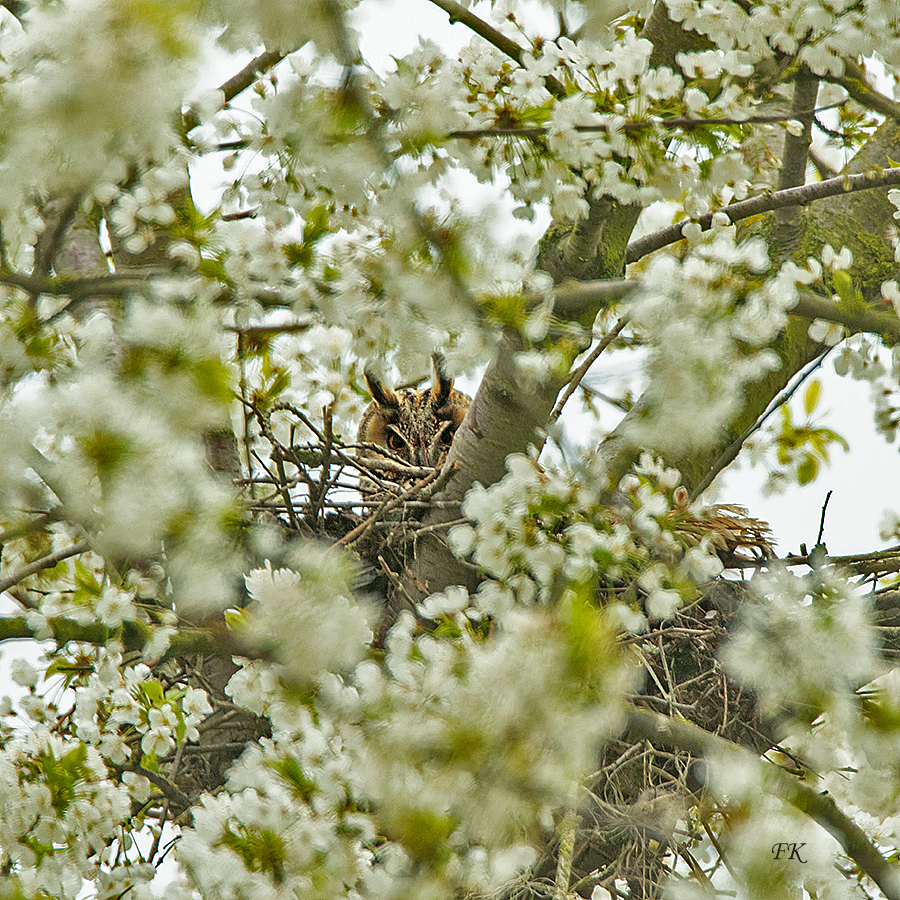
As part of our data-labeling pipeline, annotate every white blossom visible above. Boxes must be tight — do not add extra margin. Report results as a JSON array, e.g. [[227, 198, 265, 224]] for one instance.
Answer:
[[10, 658, 38, 688]]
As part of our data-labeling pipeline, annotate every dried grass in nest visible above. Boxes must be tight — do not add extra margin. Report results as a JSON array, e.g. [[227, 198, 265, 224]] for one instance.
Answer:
[[669, 489, 773, 560]]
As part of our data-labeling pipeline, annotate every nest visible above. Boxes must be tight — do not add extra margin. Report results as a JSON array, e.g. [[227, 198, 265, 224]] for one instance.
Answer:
[[236, 402, 784, 898]]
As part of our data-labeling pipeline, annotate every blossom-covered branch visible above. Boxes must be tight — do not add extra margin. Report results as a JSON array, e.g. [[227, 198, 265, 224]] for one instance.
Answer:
[[445, 102, 850, 141], [627, 166, 900, 262], [0, 540, 90, 592], [427, 0, 566, 98], [183, 48, 287, 134], [624, 707, 900, 900]]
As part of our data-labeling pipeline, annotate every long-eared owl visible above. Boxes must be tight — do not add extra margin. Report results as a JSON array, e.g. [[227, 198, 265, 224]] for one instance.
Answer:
[[357, 357, 471, 482]]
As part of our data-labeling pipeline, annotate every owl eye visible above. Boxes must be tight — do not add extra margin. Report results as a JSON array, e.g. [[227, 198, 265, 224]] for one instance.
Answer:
[[386, 432, 405, 451], [439, 424, 456, 445]]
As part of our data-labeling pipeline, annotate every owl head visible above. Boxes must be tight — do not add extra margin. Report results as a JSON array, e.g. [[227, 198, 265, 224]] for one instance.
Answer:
[[357, 356, 471, 470]]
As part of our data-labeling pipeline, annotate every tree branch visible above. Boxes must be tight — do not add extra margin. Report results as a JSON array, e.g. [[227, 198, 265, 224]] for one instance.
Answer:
[[689, 348, 831, 499], [774, 70, 819, 235], [445, 103, 849, 141], [183, 48, 286, 133], [0, 270, 167, 299], [426, 0, 566, 98], [0, 613, 245, 663], [821, 58, 900, 123], [626, 165, 900, 263], [550, 316, 629, 423], [33, 194, 84, 278], [118, 763, 192, 811], [624, 706, 900, 900], [0, 540, 90, 592], [541, 277, 632, 320], [792, 290, 900, 343]]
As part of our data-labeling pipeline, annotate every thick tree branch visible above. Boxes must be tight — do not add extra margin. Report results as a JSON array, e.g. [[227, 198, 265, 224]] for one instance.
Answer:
[[792, 290, 900, 343], [397, 329, 570, 608], [0, 613, 242, 663], [534, 0, 704, 288], [821, 58, 900, 123], [624, 706, 900, 900], [774, 70, 818, 236], [33, 194, 84, 278], [0, 270, 168, 299], [626, 166, 900, 263], [541, 277, 632, 320]]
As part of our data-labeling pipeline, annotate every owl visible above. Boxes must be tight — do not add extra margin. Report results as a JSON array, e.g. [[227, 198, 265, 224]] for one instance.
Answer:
[[357, 358, 471, 489]]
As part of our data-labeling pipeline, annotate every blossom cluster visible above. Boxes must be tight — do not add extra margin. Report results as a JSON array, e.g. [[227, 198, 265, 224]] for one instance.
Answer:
[[666, 0, 900, 76], [0, 300, 242, 616], [183, 591, 633, 900], [625, 229, 800, 453], [449, 451, 725, 630], [71, 647, 212, 764], [0, 729, 137, 899], [450, 24, 760, 219]]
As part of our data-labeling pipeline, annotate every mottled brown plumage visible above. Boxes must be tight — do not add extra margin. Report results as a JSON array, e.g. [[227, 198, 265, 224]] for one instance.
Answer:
[[357, 358, 471, 489]]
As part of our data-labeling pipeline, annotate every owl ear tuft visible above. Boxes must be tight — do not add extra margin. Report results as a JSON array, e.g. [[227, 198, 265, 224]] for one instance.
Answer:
[[364, 368, 400, 408], [430, 353, 454, 405]]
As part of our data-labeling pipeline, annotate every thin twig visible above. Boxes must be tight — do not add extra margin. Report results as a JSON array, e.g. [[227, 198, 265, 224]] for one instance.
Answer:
[[816, 490, 833, 546], [0, 540, 90, 592], [314, 403, 336, 531], [446, 101, 849, 141], [690, 347, 832, 500], [119, 763, 192, 811], [550, 315, 629, 423], [213, 102, 850, 154], [337, 467, 445, 547], [0, 510, 62, 544]]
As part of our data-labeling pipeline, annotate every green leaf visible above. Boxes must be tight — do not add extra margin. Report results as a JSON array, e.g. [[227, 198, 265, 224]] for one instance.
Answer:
[[141, 680, 165, 706], [797, 457, 818, 485], [803, 379, 821, 415], [224, 608, 248, 631], [269, 756, 318, 802], [74, 560, 103, 598], [220, 825, 287, 882], [302, 203, 329, 245], [832, 269, 854, 303], [818, 427, 850, 452]]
